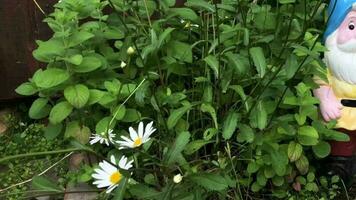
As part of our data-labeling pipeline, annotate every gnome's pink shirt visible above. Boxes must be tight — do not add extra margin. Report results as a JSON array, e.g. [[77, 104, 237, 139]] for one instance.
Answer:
[[314, 10, 356, 129]]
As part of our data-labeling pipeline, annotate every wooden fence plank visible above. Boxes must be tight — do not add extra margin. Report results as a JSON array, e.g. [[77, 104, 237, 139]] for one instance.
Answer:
[[0, 0, 56, 100]]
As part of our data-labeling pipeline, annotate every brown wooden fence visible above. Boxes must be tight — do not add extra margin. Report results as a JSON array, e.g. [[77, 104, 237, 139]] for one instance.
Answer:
[[0, 0, 56, 101]]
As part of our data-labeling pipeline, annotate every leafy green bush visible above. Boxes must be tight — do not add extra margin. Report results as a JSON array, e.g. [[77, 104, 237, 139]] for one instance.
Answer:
[[15, 0, 350, 199]]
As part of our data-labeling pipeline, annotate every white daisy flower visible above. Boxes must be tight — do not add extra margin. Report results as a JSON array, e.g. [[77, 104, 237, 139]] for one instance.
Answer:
[[89, 129, 115, 146], [92, 155, 133, 193], [116, 121, 156, 149], [111, 155, 134, 170]]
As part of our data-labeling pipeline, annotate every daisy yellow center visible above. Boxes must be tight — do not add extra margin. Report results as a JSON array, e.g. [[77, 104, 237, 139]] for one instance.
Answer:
[[110, 171, 122, 184], [133, 138, 143, 147]]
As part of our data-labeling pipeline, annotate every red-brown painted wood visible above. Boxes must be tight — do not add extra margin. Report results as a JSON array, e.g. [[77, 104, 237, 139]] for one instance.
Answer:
[[0, 0, 56, 100]]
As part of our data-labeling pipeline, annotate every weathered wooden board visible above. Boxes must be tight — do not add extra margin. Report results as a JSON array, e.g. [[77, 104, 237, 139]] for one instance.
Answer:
[[0, 0, 56, 100]]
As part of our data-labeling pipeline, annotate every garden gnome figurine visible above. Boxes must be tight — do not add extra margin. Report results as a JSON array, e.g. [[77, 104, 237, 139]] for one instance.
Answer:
[[314, 0, 356, 185]]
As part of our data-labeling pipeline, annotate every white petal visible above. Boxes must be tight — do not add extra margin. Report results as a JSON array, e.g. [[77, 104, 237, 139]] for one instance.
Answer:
[[129, 127, 138, 140], [142, 137, 151, 144], [92, 173, 106, 180], [124, 160, 134, 170], [100, 161, 117, 173], [118, 156, 127, 169], [138, 122, 144, 138], [145, 121, 154, 134], [145, 128, 156, 137], [93, 180, 111, 188], [120, 136, 134, 143], [90, 137, 100, 145], [110, 155, 116, 164], [116, 141, 132, 148], [106, 184, 118, 193], [94, 168, 109, 176]]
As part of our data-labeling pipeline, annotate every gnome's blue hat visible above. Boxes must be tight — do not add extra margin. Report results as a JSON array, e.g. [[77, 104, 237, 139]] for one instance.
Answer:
[[324, 0, 356, 42]]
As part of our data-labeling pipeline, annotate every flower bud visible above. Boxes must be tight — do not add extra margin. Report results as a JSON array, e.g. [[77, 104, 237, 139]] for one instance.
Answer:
[[120, 61, 127, 68], [127, 46, 135, 55], [173, 174, 183, 183]]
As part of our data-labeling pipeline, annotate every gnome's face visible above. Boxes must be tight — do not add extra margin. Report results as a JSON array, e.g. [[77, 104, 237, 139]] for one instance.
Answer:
[[336, 10, 356, 52], [325, 10, 356, 84]]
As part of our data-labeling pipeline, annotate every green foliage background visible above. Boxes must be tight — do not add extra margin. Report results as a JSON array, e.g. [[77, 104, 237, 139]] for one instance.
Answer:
[[13, 0, 350, 199]]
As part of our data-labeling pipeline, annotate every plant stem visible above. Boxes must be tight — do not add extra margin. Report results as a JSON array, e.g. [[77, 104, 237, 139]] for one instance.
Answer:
[[0, 148, 83, 164]]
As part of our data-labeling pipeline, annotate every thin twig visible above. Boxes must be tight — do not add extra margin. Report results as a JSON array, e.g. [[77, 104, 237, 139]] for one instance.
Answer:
[[32, 0, 46, 16], [109, 78, 146, 127]]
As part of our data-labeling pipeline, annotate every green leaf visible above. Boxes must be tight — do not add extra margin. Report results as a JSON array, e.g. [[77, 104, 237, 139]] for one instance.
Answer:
[[167, 41, 192, 63], [249, 101, 267, 130], [185, 0, 215, 12], [162, 0, 176, 7], [64, 84, 90, 108], [169, 8, 198, 21], [257, 171, 267, 186], [15, 82, 37, 96], [158, 28, 175, 48], [87, 89, 105, 105], [33, 39, 65, 62], [251, 182, 262, 192], [33, 68, 70, 89], [65, 121, 91, 144], [113, 177, 129, 200], [247, 161, 260, 174], [167, 105, 191, 130], [222, 112, 239, 140], [105, 80, 121, 95], [72, 56, 102, 73], [298, 126, 319, 146], [68, 31, 95, 47], [272, 176, 284, 187], [203, 128, 218, 140], [270, 150, 288, 176], [264, 166, 276, 178], [225, 52, 248, 75], [44, 123, 63, 140], [103, 27, 125, 40], [32, 176, 63, 193], [249, 47, 266, 77], [236, 124, 255, 143], [184, 140, 212, 155], [200, 103, 218, 129], [29, 98, 51, 119], [66, 54, 83, 65], [122, 109, 141, 122], [112, 105, 126, 120], [129, 184, 160, 199], [96, 117, 116, 134], [49, 101, 73, 124], [137, 0, 157, 16], [189, 173, 229, 191], [312, 141, 331, 158], [295, 155, 309, 175], [288, 141, 303, 162], [165, 131, 191, 164], [204, 55, 219, 78], [279, 0, 296, 3]]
